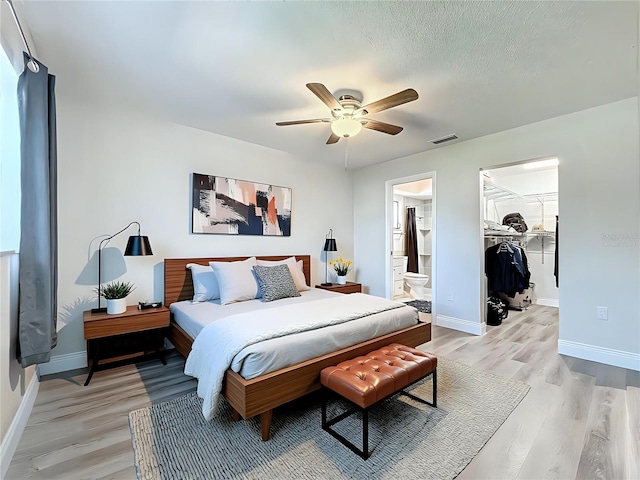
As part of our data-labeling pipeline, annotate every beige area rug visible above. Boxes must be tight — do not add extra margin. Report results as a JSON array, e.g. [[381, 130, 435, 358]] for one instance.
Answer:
[[129, 357, 529, 479]]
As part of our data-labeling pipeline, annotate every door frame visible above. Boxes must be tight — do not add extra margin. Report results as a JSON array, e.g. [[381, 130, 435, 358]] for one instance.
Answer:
[[385, 171, 437, 317]]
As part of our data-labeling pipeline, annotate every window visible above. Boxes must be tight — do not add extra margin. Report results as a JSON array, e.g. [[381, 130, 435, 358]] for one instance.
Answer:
[[0, 45, 21, 252]]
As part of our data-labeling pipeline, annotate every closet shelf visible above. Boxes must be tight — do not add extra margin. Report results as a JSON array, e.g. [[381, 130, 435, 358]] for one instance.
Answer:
[[527, 231, 555, 238], [484, 232, 525, 238], [483, 182, 558, 204]]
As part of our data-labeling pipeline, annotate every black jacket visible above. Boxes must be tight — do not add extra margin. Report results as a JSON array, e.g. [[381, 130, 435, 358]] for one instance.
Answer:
[[485, 242, 530, 297]]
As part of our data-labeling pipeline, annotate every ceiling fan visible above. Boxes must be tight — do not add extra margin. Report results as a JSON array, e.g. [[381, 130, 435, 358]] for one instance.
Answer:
[[276, 83, 419, 144]]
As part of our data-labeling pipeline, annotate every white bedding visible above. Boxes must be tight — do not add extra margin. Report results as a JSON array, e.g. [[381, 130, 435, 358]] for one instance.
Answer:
[[180, 292, 419, 420], [171, 288, 339, 339]]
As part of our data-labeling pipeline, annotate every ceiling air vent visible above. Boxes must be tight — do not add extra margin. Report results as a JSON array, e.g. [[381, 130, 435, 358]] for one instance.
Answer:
[[431, 134, 458, 145]]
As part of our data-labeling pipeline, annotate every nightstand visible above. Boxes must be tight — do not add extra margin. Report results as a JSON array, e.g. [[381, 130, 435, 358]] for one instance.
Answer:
[[315, 282, 362, 294], [83, 305, 170, 386]]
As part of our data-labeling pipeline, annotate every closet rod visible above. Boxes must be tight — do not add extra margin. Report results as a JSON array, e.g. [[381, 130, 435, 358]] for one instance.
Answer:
[[4, 0, 39, 72]]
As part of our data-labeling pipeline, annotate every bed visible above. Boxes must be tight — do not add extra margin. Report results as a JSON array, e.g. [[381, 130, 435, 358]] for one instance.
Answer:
[[164, 255, 432, 440]]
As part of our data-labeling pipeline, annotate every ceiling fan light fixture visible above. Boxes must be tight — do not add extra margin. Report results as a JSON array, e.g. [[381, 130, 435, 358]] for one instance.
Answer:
[[331, 118, 362, 138]]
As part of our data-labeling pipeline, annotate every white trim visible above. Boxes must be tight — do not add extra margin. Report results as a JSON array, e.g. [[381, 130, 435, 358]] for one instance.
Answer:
[[536, 298, 559, 308], [1, 373, 39, 479], [36, 351, 87, 376], [435, 314, 486, 336], [558, 339, 640, 372]]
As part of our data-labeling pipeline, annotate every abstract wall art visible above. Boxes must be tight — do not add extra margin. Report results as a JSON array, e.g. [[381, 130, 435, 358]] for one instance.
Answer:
[[191, 173, 292, 236]]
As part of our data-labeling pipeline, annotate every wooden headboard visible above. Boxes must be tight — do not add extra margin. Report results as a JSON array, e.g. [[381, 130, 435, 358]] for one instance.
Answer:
[[164, 255, 311, 305]]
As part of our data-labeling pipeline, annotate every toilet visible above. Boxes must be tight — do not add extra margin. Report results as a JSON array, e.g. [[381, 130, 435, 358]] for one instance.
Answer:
[[404, 272, 430, 300]]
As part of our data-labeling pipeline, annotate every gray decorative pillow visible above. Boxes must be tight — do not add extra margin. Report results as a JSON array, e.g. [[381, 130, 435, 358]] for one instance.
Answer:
[[253, 264, 301, 302]]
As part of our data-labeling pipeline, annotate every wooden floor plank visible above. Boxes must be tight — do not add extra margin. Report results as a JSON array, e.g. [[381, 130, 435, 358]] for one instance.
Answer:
[[7, 305, 638, 480], [576, 386, 631, 480]]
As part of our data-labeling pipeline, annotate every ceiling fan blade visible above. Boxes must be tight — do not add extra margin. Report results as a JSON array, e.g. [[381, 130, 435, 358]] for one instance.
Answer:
[[326, 132, 341, 144], [276, 118, 330, 126], [362, 119, 404, 135], [357, 88, 418, 116], [306, 83, 342, 111]]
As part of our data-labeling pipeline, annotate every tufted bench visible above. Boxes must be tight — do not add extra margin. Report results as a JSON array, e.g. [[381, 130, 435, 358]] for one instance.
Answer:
[[320, 343, 437, 459]]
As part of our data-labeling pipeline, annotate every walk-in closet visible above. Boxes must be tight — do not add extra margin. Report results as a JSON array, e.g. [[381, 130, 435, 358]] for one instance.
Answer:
[[482, 158, 559, 322]]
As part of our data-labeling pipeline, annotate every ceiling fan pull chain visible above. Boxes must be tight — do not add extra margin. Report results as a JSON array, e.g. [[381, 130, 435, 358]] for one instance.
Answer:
[[344, 138, 349, 170]]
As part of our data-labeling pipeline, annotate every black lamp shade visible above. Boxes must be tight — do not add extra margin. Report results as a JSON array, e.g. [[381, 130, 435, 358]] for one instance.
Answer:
[[323, 238, 337, 252], [125, 235, 153, 256]]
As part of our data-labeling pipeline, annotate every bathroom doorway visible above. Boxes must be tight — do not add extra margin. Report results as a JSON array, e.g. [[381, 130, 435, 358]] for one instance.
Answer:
[[386, 173, 436, 314]]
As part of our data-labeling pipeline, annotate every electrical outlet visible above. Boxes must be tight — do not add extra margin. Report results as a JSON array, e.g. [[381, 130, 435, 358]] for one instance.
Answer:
[[448, 293, 454, 302], [596, 306, 608, 320]]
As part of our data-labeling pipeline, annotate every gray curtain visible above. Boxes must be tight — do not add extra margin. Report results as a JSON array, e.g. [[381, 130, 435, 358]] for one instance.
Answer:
[[17, 54, 58, 367], [405, 207, 419, 273]]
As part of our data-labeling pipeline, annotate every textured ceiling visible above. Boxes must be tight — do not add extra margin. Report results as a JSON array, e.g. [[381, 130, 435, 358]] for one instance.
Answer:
[[15, 1, 639, 169]]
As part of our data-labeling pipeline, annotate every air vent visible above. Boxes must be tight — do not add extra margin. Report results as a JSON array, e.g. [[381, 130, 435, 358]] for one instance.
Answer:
[[431, 134, 458, 145]]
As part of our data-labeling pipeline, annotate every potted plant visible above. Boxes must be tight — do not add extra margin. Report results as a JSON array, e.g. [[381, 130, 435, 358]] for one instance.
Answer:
[[96, 281, 135, 314], [330, 258, 353, 285]]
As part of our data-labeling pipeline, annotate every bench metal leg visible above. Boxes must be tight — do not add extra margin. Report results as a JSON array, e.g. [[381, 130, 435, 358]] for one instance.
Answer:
[[401, 369, 437, 407], [321, 369, 438, 460], [321, 388, 370, 459]]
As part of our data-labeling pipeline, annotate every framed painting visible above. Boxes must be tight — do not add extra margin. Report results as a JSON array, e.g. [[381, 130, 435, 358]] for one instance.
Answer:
[[191, 173, 292, 236]]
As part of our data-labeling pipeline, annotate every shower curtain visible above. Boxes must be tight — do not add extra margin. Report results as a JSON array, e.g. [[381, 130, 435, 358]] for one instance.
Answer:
[[405, 207, 419, 273]]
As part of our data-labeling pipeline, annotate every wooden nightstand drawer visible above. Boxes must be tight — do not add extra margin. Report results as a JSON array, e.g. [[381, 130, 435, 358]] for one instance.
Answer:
[[84, 306, 170, 339], [315, 282, 362, 294]]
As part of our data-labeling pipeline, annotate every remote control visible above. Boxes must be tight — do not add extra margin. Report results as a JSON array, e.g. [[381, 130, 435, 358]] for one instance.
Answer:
[[138, 301, 162, 310]]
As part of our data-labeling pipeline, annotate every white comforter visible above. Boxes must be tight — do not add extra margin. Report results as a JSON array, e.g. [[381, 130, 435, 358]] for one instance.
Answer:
[[184, 293, 406, 420]]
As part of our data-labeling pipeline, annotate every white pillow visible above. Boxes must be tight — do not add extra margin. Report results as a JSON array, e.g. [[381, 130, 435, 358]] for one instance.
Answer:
[[186, 263, 220, 302], [210, 257, 259, 305], [256, 257, 310, 292]]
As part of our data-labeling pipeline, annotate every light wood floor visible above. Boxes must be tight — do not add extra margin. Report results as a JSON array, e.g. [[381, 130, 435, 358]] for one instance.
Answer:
[[7, 305, 640, 479]]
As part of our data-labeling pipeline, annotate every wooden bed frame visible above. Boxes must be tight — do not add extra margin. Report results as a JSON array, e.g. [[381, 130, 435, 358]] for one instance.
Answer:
[[164, 255, 432, 440]]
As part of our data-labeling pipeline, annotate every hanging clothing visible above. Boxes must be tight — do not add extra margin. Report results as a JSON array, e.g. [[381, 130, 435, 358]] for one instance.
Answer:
[[485, 241, 531, 297], [405, 207, 419, 273], [554, 215, 559, 287]]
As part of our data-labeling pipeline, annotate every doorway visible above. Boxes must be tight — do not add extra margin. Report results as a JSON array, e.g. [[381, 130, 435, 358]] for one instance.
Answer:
[[480, 157, 559, 323], [386, 173, 436, 315]]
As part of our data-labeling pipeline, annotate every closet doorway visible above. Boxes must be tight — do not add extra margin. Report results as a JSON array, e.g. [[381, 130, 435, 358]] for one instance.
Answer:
[[386, 172, 436, 318], [480, 157, 559, 323]]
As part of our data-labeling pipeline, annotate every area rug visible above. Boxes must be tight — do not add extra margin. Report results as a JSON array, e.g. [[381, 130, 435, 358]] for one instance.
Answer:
[[405, 299, 432, 313], [129, 357, 529, 480]]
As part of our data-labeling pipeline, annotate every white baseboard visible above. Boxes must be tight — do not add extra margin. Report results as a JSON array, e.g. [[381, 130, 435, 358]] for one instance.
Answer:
[[435, 314, 486, 336], [558, 339, 640, 372], [1, 373, 39, 479], [537, 298, 559, 307], [37, 351, 87, 376]]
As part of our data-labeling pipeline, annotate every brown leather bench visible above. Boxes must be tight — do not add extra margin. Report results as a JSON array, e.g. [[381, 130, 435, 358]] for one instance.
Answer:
[[320, 343, 437, 459]]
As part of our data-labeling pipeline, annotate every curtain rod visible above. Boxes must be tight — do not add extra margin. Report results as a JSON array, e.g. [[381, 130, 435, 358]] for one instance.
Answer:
[[4, 0, 39, 72]]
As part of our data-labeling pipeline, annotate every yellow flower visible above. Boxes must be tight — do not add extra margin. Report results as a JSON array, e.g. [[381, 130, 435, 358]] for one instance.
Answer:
[[329, 260, 335, 265], [332, 258, 353, 276]]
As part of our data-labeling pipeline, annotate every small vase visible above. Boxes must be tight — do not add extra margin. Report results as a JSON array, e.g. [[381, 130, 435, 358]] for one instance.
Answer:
[[106, 298, 127, 315], [337, 276, 347, 285]]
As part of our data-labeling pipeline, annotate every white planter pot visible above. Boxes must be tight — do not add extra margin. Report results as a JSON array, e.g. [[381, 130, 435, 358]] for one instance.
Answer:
[[337, 276, 347, 285], [106, 298, 127, 315]]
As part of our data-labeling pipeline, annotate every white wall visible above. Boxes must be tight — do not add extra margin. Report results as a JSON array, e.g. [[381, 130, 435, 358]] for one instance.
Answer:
[[354, 98, 640, 369], [0, 252, 38, 475], [50, 95, 354, 360]]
